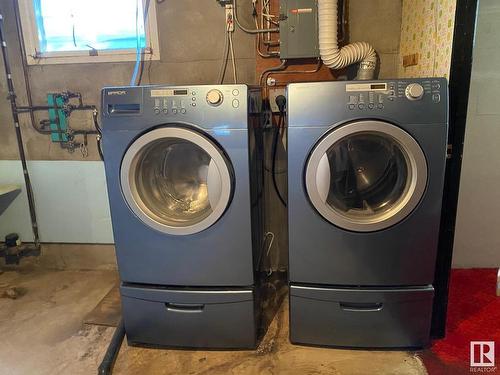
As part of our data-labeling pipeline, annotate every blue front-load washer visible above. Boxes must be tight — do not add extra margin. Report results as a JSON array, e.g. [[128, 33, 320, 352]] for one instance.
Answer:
[[101, 85, 264, 349], [286, 79, 448, 348]]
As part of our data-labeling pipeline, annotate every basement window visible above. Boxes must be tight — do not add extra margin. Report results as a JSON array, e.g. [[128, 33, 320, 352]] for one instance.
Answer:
[[18, 0, 160, 65]]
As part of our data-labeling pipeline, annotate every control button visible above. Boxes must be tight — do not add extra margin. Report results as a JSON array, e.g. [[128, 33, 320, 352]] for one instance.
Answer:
[[432, 93, 441, 103], [368, 103, 374, 110], [405, 83, 425, 100], [162, 108, 168, 114], [191, 91, 196, 96], [232, 99, 240, 108], [377, 103, 384, 109], [206, 89, 223, 106], [191, 102, 196, 107], [180, 108, 186, 114], [358, 103, 365, 110], [192, 97, 196, 101], [154, 108, 160, 114], [348, 104, 356, 110], [232, 89, 239, 96], [172, 108, 178, 114]]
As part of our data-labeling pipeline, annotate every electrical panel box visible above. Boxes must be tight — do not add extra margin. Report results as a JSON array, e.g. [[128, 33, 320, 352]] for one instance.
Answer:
[[279, 0, 319, 59]]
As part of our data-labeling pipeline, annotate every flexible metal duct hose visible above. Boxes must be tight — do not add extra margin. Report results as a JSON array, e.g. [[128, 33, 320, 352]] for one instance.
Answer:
[[318, 0, 377, 80]]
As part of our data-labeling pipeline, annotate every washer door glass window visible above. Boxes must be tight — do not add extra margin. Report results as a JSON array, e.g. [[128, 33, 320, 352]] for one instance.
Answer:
[[306, 121, 427, 232], [121, 127, 233, 235]]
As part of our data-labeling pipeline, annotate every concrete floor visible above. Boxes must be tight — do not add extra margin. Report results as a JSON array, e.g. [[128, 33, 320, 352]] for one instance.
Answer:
[[0, 265, 427, 375]]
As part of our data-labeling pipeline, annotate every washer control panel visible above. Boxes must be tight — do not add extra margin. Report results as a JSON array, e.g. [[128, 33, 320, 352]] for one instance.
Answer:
[[344, 79, 443, 112], [147, 86, 242, 116], [103, 85, 257, 131]]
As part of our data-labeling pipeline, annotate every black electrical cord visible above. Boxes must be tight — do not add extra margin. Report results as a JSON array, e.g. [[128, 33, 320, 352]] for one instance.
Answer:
[[92, 109, 104, 161], [271, 113, 287, 207], [271, 95, 287, 207], [97, 136, 104, 161]]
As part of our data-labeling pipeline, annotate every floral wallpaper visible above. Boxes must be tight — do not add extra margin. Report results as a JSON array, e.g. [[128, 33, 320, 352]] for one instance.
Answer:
[[398, 0, 457, 79]]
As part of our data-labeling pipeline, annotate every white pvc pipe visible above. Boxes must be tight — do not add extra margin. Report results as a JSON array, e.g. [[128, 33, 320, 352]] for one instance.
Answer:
[[318, 0, 377, 80]]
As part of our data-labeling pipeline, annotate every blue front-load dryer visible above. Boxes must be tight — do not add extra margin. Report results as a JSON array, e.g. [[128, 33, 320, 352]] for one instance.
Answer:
[[286, 79, 448, 348], [101, 85, 264, 349]]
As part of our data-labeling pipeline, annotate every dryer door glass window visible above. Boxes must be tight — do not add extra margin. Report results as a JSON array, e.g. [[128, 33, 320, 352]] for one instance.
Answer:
[[306, 121, 427, 232], [121, 127, 233, 235]]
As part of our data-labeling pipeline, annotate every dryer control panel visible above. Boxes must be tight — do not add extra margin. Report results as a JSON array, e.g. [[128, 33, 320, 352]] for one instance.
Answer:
[[344, 79, 443, 112], [287, 78, 448, 128]]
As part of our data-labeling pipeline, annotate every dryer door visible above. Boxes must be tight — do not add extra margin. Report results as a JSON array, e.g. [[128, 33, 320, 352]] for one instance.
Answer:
[[305, 121, 427, 232], [121, 127, 233, 235]]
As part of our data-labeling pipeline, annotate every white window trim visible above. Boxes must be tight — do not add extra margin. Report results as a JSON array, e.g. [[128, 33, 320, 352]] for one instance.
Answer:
[[18, 0, 160, 65]]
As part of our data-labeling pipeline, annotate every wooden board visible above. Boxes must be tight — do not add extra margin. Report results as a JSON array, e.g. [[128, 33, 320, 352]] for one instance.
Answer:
[[84, 284, 121, 327]]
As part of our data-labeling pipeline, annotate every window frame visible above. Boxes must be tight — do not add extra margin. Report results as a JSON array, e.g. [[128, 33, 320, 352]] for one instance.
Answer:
[[18, 0, 160, 65]]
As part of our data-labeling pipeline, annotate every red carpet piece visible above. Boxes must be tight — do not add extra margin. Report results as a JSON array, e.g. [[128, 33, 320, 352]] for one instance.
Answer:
[[421, 269, 500, 374]]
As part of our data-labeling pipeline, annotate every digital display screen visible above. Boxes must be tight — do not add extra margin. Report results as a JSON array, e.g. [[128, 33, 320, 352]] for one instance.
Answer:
[[346, 83, 388, 92], [173, 89, 188, 95]]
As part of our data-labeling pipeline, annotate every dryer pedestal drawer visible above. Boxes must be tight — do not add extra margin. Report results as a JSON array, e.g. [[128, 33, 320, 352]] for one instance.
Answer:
[[289, 285, 434, 348], [120, 285, 257, 349]]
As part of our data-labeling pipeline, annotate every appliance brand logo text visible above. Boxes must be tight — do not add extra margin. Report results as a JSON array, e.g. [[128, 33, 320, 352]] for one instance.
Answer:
[[107, 90, 127, 96]]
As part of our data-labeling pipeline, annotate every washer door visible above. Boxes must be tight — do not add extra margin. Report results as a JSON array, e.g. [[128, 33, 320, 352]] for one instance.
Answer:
[[121, 127, 233, 235], [305, 121, 427, 232]]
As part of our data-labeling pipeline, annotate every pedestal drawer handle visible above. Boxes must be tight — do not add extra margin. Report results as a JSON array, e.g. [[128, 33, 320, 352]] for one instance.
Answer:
[[339, 302, 383, 312], [165, 303, 205, 313]]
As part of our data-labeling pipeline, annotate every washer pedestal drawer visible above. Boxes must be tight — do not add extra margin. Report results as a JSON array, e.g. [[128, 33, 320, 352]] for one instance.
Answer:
[[289, 284, 434, 348], [121, 284, 257, 349]]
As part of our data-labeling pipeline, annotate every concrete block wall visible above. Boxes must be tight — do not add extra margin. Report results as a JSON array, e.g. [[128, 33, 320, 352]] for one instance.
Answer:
[[349, 0, 402, 79], [0, 0, 256, 161]]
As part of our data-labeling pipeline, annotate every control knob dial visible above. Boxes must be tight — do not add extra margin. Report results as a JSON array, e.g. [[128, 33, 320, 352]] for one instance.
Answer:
[[206, 89, 223, 106], [405, 83, 424, 101]]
